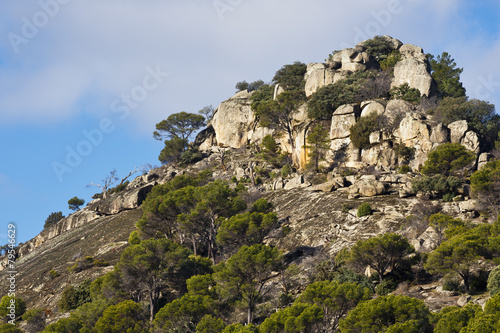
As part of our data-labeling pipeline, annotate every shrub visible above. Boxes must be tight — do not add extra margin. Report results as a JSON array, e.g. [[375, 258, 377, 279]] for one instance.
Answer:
[[442, 193, 455, 202], [399, 165, 410, 174], [349, 113, 381, 149], [390, 83, 421, 103], [341, 204, 353, 213], [442, 276, 461, 292], [250, 84, 274, 112], [375, 278, 398, 296], [44, 212, 64, 229], [421, 143, 475, 177], [307, 71, 377, 120], [272, 61, 307, 91], [0, 296, 26, 320], [362, 36, 395, 60], [488, 266, 500, 295], [394, 144, 416, 164], [281, 164, 292, 178], [58, 280, 92, 311], [379, 50, 401, 71], [179, 147, 204, 166], [22, 308, 46, 332], [68, 256, 95, 273], [432, 97, 499, 146], [412, 174, 462, 199], [235, 80, 265, 93], [49, 270, 59, 279], [357, 203, 372, 217]]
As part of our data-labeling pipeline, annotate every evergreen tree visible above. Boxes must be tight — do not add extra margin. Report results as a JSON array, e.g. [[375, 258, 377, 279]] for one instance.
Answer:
[[304, 124, 330, 173]]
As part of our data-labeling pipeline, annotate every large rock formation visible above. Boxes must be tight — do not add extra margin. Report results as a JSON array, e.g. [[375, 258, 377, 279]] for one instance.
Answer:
[[392, 44, 434, 97], [196, 36, 486, 172]]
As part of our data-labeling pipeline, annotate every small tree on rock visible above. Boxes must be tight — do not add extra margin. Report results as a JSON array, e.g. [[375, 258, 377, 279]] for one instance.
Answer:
[[68, 196, 85, 211], [304, 124, 330, 173]]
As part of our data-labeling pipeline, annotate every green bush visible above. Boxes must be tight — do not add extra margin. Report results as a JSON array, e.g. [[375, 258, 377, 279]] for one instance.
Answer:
[[272, 61, 307, 91], [0, 296, 26, 320], [179, 147, 204, 166], [412, 174, 462, 199], [341, 204, 353, 213], [442, 193, 455, 202], [375, 279, 397, 296], [394, 144, 416, 164], [379, 50, 401, 71], [488, 266, 500, 295], [22, 308, 47, 332], [44, 212, 64, 229], [0, 324, 24, 333], [68, 256, 95, 273], [390, 83, 421, 103], [357, 203, 373, 217], [362, 36, 395, 60], [281, 164, 292, 178], [58, 280, 92, 311], [307, 71, 376, 120], [421, 143, 475, 177], [349, 113, 381, 149], [250, 84, 275, 112], [442, 276, 460, 292], [432, 97, 499, 145], [49, 270, 59, 279], [399, 165, 410, 174]]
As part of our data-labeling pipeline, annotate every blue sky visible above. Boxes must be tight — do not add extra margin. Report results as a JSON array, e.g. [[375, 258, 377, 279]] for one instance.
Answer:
[[0, 0, 499, 245]]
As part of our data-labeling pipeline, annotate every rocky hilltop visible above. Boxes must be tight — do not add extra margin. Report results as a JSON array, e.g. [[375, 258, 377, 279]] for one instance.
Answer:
[[3, 36, 500, 331], [199, 36, 487, 173]]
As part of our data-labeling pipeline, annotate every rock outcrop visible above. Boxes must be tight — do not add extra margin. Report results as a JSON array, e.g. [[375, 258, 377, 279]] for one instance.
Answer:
[[198, 36, 489, 173], [392, 44, 434, 97]]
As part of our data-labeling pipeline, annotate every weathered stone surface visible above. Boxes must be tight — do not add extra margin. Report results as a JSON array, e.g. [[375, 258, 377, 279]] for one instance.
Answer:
[[478, 153, 493, 170], [330, 113, 356, 139], [361, 142, 397, 167], [392, 44, 433, 96], [308, 179, 340, 192], [349, 179, 387, 197], [369, 131, 381, 145], [304, 63, 336, 97], [360, 100, 385, 118], [195, 125, 217, 151], [448, 120, 468, 143], [398, 113, 430, 143], [385, 99, 414, 119], [430, 123, 449, 143], [461, 131, 480, 154], [330, 104, 360, 140], [284, 175, 304, 190], [211, 90, 254, 148], [273, 84, 285, 100], [93, 185, 154, 215]]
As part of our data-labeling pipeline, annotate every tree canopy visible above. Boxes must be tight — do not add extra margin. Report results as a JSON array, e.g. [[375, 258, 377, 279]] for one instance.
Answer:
[[346, 233, 415, 283], [214, 244, 282, 324], [272, 61, 307, 91], [339, 294, 432, 333], [68, 196, 85, 211], [420, 143, 475, 177], [429, 52, 466, 98]]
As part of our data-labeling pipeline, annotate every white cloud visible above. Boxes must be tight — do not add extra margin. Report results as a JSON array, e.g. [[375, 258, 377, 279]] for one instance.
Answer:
[[0, 0, 497, 131]]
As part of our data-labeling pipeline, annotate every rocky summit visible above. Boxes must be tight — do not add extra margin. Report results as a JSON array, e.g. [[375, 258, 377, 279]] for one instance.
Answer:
[[3, 36, 500, 332]]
